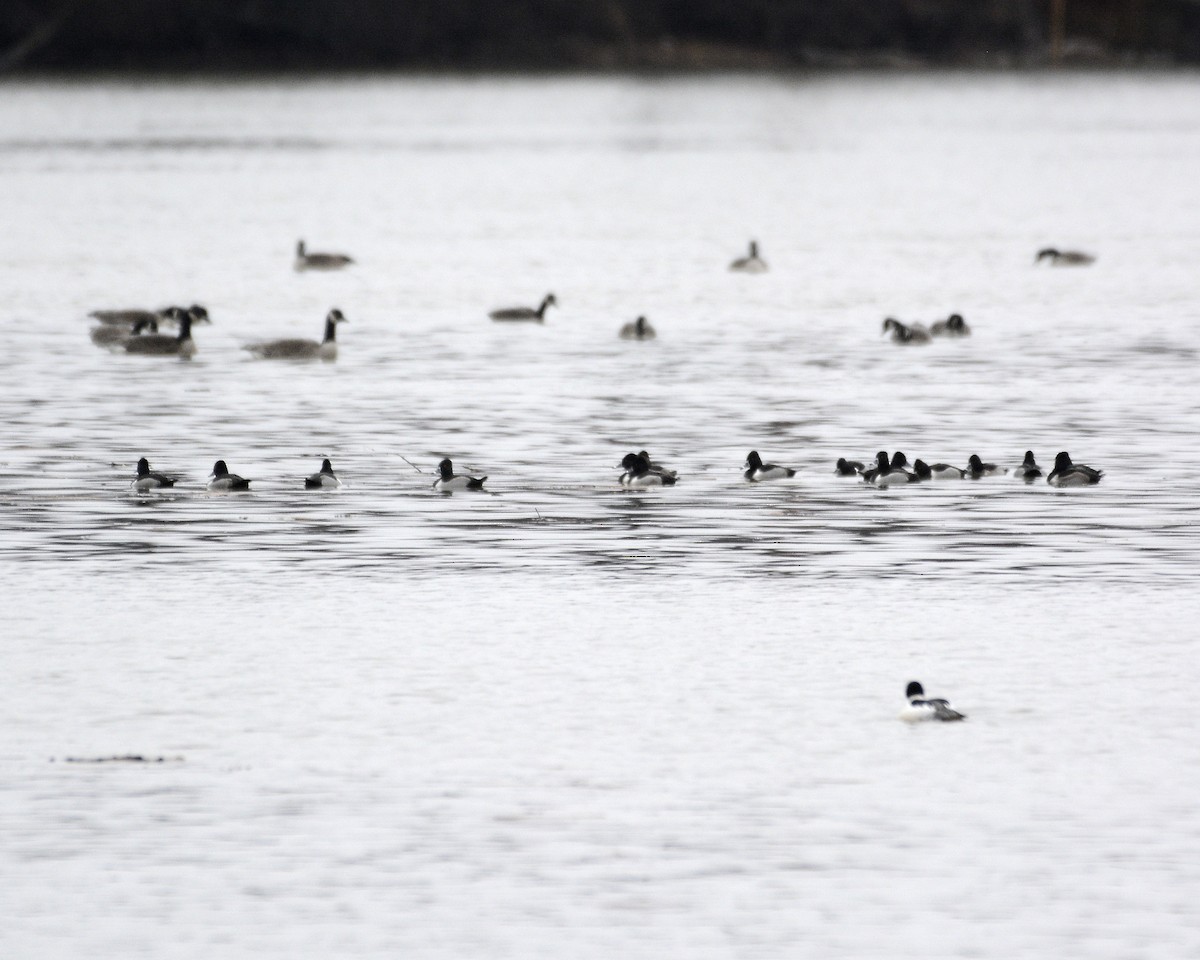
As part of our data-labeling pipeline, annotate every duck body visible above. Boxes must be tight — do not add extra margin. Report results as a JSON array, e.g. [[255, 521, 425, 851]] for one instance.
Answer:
[[928, 462, 966, 479], [835, 458, 864, 476], [305, 459, 342, 489], [882, 317, 931, 344], [1013, 451, 1042, 482], [1047, 451, 1102, 487], [295, 239, 353, 271], [124, 309, 196, 357], [619, 316, 656, 340], [433, 458, 486, 491], [636, 451, 676, 479], [1036, 247, 1095, 266], [207, 460, 251, 491], [619, 453, 676, 487], [931, 313, 971, 336], [729, 240, 768, 273], [132, 457, 177, 490], [900, 681, 966, 723], [245, 309, 345, 361], [744, 450, 795, 482], [966, 454, 1002, 479], [489, 293, 556, 322]]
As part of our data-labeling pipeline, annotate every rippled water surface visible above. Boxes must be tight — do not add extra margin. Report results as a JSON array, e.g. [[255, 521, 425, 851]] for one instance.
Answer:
[[3, 73, 1200, 959]]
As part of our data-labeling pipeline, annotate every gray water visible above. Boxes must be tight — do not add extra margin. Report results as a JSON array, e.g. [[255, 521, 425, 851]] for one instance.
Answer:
[[3, 73, 1200, 959]]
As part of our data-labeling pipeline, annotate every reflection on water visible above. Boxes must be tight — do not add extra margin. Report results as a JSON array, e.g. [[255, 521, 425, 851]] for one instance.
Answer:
[[3, 73, 1200, 960]]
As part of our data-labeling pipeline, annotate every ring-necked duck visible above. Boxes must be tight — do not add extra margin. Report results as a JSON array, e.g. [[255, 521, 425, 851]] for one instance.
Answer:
[[434, 458, 487, 491], [207, 460, 251, 491], [744, 450, 795, 482], [305, 458, 342, 488], [1047, 451, 1103, 486], [133, 457, 177, 490]]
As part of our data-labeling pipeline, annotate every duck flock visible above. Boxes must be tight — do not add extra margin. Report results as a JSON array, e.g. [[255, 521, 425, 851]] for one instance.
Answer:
[[93, 237, 1102, 494]]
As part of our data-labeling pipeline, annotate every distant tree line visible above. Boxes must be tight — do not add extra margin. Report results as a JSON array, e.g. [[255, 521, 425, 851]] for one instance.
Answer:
[[3, 0, 1200, 71]]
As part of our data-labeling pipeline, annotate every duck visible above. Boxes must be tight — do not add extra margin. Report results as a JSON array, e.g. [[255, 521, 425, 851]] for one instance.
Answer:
[[637, 450, 676, 479], [729, 240, 768, 273], [860, 451, 891, 484], [873, 451, 917, 486], [489, 293, 556, 323], [207, 460, 251, 491], [744, 450, 795, 482], [1013, 450, 1042, 482], [304, 458, 342, 489], [123, 306, 197, 357], [882, 317, 931, 344], [1047, 451, 1103, 487], [295, 239, 353, 271], [927, 461, 966, 479], [132, 457, 178, 490], [912, 459, 932, 481], [966, 454, 1002, 479], [620, 452, 677, 488], [900, 681, 966, 723], [931, 313, 971, 336], [433, 458, 486, 491], [835, 457, 864, 476], [619, 316, 656, 340], [244, 309, 346, 361], [1036, 247, 1095, 266], [91, 316, 157, 347]]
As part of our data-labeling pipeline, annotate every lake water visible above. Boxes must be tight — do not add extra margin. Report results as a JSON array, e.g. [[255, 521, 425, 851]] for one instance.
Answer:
[[2, 72, 1200, 959]]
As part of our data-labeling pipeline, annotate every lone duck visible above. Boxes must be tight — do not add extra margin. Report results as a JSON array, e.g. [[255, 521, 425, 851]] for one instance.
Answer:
[[620, 452, 677, 487], [744, 450, 796, 482], [931, 313, 970, 336], [207, 460, 251, 491], [1013, 450, 1042, 482], [123, 306, 198, 358], [729, 240, 768, 273], [882, 318, 931, 344], [1047, 451, 1103, 486], [245, 309, 346, 361], [1036, 248, 1095, 266], [900, 681, 966, 723], [619, 316, 656, 340], [433, 458, 486, 491], [132, 457, 178, 490], [304, 458, 342, 489], [295, 239, 353, 271], [489, 293, 556, 323], [966, 454, 1002, 479]]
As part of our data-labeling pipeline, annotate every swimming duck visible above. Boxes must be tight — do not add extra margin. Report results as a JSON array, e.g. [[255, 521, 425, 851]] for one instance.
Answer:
[[927, 462, 966, 479], [620, 452, 677, 487], [637, 451, 676, 479], [931, 313, 971, 336], [729, 240, 768, 273], [295, 239, 353, 271], [92, 316, 157, 347], [860, 451, 891, 483], [912, 459, 932, 481], [207, 460, 251, 491], [244, 309, 346, 361], [744, 450, 795, 482], [433, 458, 486, 491], [1013, 450, 1042, 482], [489, 293, 556, 322], [1035, 248, 1095, 266], [835, 457, 864, 476], [966, 454, 1002, 479], [123, 307, 197, 357], [900, 681, 966, 723], [873, 451, 917, 485], [882, 318, 931, 344], [132, 457, 177, 490], [304, 458, 342, 489], [1047, 451, 1103, 486], [619, 316, 656, 340]]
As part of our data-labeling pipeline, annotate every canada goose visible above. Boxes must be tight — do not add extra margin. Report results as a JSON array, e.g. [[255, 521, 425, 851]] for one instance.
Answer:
[[295, 239, 353, 271], [433, 458, 487, 491], [489, 294, 557, 322], [1047, 452, 1102, 486], [123, 307, 197, 357], [619, 316, 656, 340], [729, 241, 768, 273], [244, 309, 346, 361], [1035, 248, 1095, 266], [931, 313, 970, 336], [89, 304, 210, 327]]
